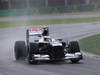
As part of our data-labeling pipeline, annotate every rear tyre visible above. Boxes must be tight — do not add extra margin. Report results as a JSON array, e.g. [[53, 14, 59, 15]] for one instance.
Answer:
[[14, 41, 27, 60], [28, 43, 38, 64]]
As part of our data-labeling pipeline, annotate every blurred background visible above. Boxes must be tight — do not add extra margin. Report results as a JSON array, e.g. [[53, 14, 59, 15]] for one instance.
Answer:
[[0, 0, 100, 16]]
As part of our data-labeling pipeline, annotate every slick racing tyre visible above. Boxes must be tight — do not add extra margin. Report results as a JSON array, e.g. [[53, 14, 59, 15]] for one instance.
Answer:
[[14, 41, 27, 60], [28, 43, 38, 64], [68, 41, 80, 53], [68, 41, 81, 63], [70, 59, 80, 63]]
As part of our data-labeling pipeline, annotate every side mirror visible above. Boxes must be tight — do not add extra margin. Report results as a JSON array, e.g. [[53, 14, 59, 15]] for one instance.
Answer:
[[34, 40, 38, 42], [38, 35, 41, 37], [57, 39, 62, 41]]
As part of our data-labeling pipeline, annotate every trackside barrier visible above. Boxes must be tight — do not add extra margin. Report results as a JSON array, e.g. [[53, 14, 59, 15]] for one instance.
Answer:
[[0, 4, 100, 17]]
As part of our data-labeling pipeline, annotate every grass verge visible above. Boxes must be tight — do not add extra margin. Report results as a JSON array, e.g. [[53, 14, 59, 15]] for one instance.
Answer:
[[0, 17, 100, 28], [79, 34, 100, 55]]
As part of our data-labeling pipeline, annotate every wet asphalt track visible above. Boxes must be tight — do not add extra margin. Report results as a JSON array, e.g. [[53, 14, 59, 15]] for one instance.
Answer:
[[0, 22, 100, 75]]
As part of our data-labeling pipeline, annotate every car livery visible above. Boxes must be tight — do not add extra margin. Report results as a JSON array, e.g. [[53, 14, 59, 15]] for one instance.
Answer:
[[14, 26, 83, 64]]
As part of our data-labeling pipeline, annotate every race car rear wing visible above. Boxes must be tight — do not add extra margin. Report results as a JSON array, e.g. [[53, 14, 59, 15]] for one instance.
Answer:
[[26, 25, 49, 44], [26, 28, 43, 45], [28, 28, 43, 36], [27, 24, 49, 36]]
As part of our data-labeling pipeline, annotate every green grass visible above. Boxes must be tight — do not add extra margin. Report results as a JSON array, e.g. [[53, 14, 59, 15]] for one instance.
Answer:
[[0, 17, 100, 28], [30, 17, 100, 24], [79, 34, 100, 55]]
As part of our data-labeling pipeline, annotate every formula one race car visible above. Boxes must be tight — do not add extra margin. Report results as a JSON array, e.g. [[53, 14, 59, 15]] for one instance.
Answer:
[[14, 26, 83, 64]]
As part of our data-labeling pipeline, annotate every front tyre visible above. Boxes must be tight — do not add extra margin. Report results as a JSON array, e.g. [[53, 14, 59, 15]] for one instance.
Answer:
[[14, 41, 27, 60], [68, 41, 80, 53], [71, 59, 80, 63], [68, 41, 81, 63]]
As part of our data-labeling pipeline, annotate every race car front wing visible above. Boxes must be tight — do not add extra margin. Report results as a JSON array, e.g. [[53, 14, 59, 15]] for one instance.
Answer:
[[33, 52, 83, 60]]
